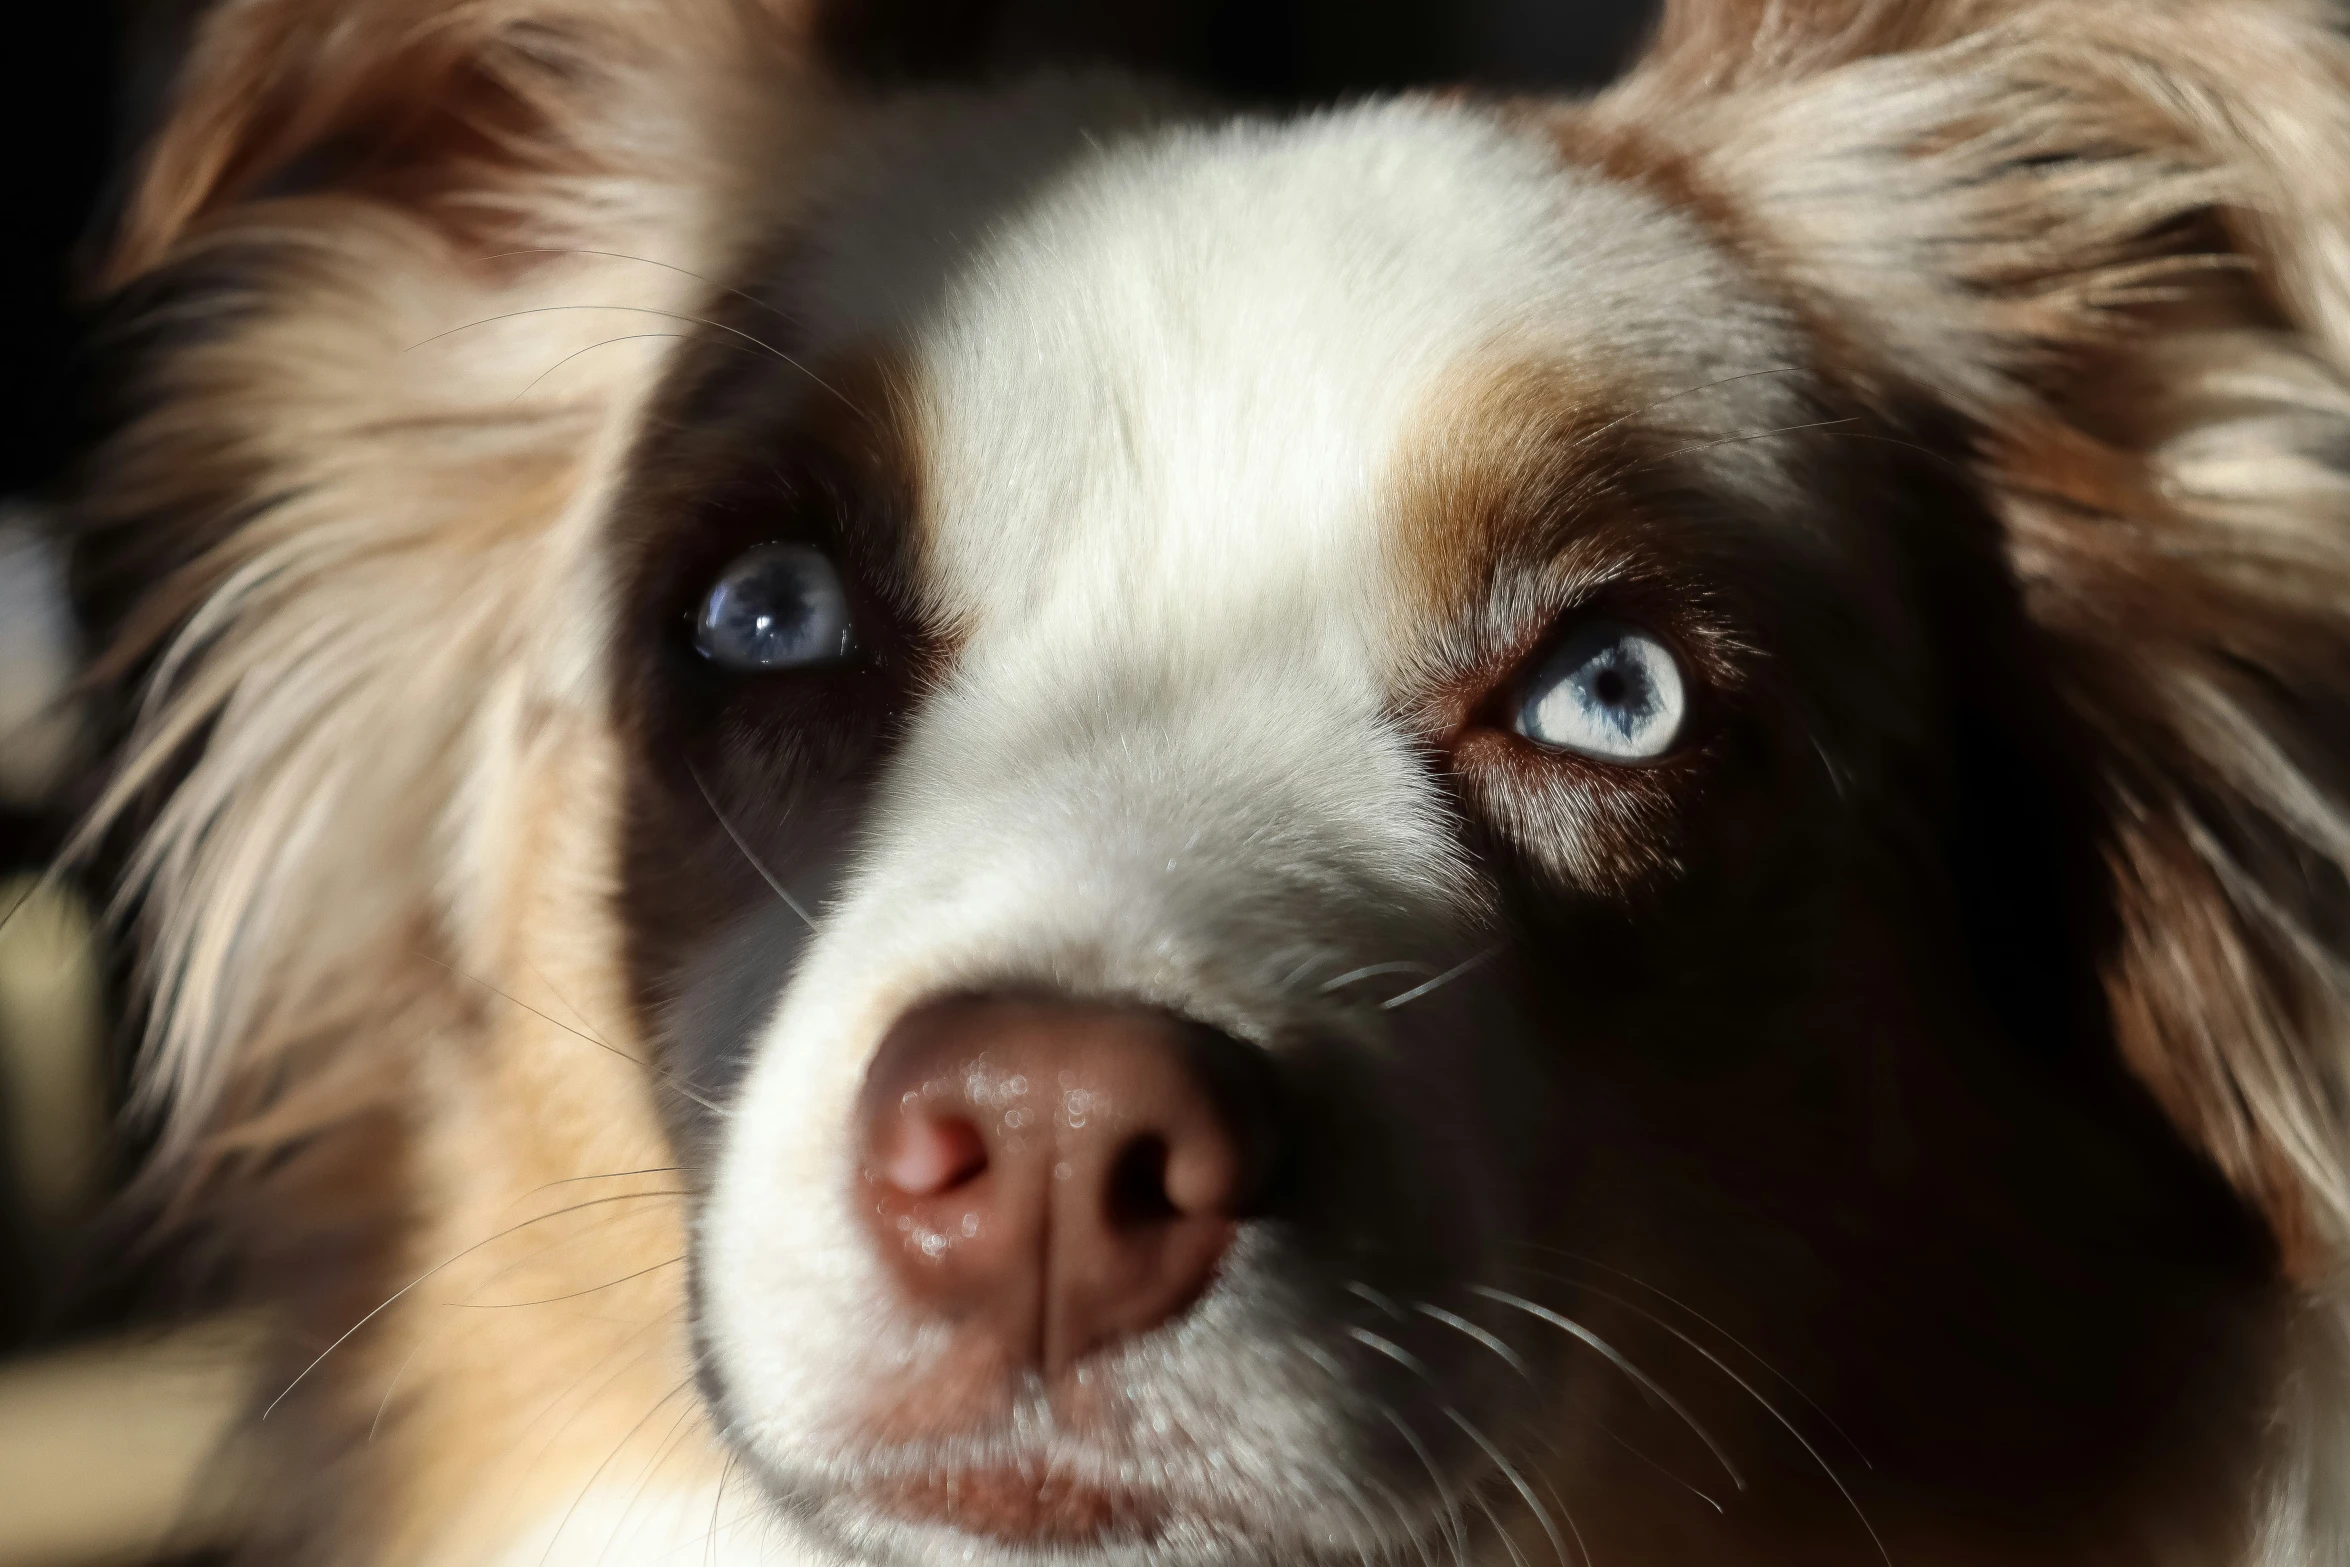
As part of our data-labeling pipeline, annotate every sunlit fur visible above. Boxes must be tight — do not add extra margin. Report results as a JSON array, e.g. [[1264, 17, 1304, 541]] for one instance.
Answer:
[[77, 2, 2350, 1564]]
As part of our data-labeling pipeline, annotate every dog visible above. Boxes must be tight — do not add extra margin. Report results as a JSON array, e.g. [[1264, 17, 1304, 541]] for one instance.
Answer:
[[73, 0, 2350, 1562]]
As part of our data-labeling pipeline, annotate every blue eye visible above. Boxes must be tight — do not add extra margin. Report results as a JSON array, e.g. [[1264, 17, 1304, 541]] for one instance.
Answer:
[[692, 543, 857, 671], [1515, 621, 1687, 761]]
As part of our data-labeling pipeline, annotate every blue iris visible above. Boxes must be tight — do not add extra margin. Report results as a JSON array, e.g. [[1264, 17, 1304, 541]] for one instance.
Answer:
[[693, 543, 856, 671], [1516, 621, 1686, 761]]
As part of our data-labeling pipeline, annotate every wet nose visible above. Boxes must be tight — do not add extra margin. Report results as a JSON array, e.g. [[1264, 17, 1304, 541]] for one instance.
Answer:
[[857, 995, 1278, 1378]]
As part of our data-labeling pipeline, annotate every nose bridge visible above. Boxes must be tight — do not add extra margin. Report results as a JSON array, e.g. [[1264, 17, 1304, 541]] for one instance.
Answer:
[[852, 637, 1469, 1005]]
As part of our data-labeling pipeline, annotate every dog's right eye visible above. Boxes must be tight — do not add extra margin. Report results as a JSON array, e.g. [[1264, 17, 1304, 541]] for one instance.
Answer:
[[692, 543, 858, 671], [1515, 620, 1687, 761]]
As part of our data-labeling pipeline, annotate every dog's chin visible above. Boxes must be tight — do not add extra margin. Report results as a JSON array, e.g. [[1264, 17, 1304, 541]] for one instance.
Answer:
[[757, 1450, 1414, 1567], [802, 1500, 1390, 1567], [857, 1466, 1168, 1543]]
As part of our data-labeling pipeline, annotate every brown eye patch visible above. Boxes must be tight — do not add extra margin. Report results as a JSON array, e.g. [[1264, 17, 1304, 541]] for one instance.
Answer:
[[608, 333, 942, 1137], [1388, 357, 1937, 901], [1429, 564, 1754, 900]]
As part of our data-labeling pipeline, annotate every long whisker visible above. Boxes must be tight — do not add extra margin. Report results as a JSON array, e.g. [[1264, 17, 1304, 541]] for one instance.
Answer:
[[367, 1335, 430, 1443], [505, 1307, 686, 1508], [406, 304, 856, 413], [1306, 1334, 1447, 1567], [0, 876, 42, 944], [473, 248, 796, 327], [1316, 1334, 1438, 1567], [705, 1452, 736, 1567], [514, 967, 710, 1133], [1348, 1325, 1438, 1384], [1519, 1269, 1887, 1567], [262, 1190, 687, 1418], [1414, 1302, 1533, 1383], [1356, 1466, 1441, 1567], [1565, 366, 1810, 458], [502, 1187, 696, 1322], [688, 762, 818, 933], [524, 958, 618, 1047], [1382, 949, 1497, 1011], [1472, 1493, 1533, 1567], [367, 1199, 662, 1440], [452, 1254, 686, 1310], [506, 332, 777, 406], [595, 1393, 706, 1567], [1467, 1285, 1743, 1492], [1813, 426, 1977, 481], [418, 952, 729, 1119], [1275, 952, 1330, 995], [1597, 1424, 1723, 1514], [508, 332, 684, 405], [1321, 1464, 1387, 1567], [539, 1374, 699, 1567], [1517, 1245, 1871, 1468], [1637, 416, 1860, 471], [1381, 1405, 1470, 1567], [1446, 1408, 1578, 1567], [538, 1166, 688, 1190], [1536, 1476, 1597, 1567], [455, 1212, 670, 1309], [1340, 1330, 1473, 1567], [1348, 1327, 1560, 1567], [420, 950, 631, 1063], [1321, 961, 1437, 995]]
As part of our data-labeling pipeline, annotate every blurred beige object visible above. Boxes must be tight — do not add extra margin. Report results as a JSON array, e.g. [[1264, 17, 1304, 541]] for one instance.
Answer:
[[0, 877, 109, 1233], [0, 507, 83, 810], [0, 1320, 260, 1566]]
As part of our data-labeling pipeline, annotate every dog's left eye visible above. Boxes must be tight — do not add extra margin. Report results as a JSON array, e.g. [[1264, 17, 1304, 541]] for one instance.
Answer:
[[1516, 621, 1687, 760], [693, 543, 857, 670]]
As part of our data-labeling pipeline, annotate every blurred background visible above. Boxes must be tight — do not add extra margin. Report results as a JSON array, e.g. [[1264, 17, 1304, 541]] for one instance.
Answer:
[[0, 2, 1656, 1562]]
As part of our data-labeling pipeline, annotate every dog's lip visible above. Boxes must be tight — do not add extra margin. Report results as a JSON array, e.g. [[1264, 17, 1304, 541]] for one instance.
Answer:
[[858, 1465, 1171, 1544]]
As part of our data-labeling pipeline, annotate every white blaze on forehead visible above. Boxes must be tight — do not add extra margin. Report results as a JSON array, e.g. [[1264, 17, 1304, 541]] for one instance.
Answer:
[[799, 93, 1796, 682]]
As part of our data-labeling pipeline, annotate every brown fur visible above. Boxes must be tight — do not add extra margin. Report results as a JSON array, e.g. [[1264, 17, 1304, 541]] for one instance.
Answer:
[[1567, 1, 2350, 1279]]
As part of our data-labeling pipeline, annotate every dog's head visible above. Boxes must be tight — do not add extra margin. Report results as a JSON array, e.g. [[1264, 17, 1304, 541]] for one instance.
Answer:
[[84, 2, 2350, 1562]]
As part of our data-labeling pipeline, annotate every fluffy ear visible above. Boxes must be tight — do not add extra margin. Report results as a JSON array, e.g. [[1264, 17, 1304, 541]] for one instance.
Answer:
[[80, 0, 826, 1152], [1594, 0, 2350, 1268], [108, 0, 823, 283]]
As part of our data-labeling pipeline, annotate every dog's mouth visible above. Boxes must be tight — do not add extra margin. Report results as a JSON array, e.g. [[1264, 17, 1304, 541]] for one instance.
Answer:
[[768, 1416, 1432, 1563], [859, 1465, 1170, 1544]]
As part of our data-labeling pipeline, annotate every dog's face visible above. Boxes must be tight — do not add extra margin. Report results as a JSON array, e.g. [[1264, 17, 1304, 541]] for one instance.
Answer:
[[90, 3, 2350, 1564], [608, 88, 2269, 1565]]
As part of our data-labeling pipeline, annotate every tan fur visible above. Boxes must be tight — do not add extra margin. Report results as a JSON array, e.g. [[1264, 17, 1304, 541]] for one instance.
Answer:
[[79, 1, 827, 1554]]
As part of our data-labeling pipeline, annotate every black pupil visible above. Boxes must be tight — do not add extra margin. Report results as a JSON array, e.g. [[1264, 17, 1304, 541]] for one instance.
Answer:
[[746, 569, 805, 631], [726, 561, 813, 645], [697, 545, 847, 668], [1591, 667, 1628, 707]]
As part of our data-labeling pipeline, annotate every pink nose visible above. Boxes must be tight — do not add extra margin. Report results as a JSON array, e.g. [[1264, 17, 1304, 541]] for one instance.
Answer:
[[856, 996, 1277, 1377]]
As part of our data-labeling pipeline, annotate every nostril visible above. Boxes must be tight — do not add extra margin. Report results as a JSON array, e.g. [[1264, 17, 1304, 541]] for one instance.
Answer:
[[877, 1105, 988, 1196], [1105, 1135, 1177, 1226]]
